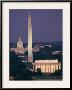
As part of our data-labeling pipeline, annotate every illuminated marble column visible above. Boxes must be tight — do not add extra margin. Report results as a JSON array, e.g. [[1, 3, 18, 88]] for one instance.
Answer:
[[45, 65, 46, 72], [50, 65, 51, 73], [46, 65, 48, 72], [53, 65, 55, 72], [48, 65, 50, 73], [55, 64, 58, 70], [51, 65, 54, 73], [28, 12, 33, 62]]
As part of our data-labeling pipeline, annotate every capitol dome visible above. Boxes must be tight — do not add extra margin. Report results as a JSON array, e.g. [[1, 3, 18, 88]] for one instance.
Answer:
[[17, 37, 24, 48]]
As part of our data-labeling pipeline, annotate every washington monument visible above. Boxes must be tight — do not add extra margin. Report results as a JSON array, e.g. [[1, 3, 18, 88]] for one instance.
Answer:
[[28, 13, 33, 62]]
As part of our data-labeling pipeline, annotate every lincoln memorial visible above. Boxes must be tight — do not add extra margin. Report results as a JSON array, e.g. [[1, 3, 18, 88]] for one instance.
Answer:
[[32, 59, 61, 73]]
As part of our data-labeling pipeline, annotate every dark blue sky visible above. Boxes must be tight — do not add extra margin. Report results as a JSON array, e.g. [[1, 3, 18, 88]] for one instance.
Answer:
[[9, 9, 62, 43]]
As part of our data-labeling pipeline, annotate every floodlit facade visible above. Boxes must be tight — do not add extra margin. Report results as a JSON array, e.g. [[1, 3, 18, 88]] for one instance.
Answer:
[[10, 37, 25, 54], [32, 59, 61, 73]]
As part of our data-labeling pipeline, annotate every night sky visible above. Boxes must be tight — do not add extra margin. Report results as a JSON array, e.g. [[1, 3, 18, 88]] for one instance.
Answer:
[[9, 9, 62, 43]]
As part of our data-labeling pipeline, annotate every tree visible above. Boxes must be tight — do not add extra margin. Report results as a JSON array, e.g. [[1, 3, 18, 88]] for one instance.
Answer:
[[10, 50, 26, 79], [36, 68, 42, 76], [10, 50, 33, 80]]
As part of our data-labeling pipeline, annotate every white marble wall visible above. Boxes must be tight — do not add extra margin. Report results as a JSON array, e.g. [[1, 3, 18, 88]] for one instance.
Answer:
[[34, 63, 61, 73]]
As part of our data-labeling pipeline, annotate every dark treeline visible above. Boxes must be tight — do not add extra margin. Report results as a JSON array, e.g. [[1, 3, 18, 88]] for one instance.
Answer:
[[9, 50, 43, 80], [10, 50, 32, 80]]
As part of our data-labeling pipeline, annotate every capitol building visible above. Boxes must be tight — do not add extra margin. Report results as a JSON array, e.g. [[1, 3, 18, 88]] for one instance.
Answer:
[[11, 37, 26, 54], [10, 13, 61, 73]]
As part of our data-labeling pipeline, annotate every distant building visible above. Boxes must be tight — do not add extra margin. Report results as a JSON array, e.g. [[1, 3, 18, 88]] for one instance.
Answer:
[[52, 51, 62, 55], [45, 45, 52, 48], [17, 37, 24, 48], [11, 37, 25, 54], [32, 59, 61, 73]]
